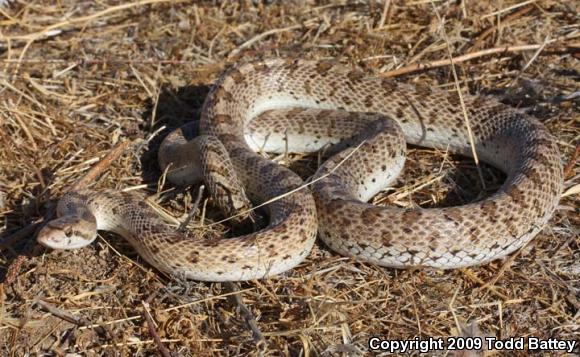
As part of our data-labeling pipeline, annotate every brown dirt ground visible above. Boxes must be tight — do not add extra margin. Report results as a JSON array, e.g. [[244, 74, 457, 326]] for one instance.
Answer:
[[0, 1, 578, 356]]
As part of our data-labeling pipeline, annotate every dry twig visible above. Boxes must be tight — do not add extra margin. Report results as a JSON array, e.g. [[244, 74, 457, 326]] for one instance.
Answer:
[[141, 301, 172, 357], [71, 140, 134, 191], [34, 300, 109, 338], [381, 42, 577, 78], [226, 282, 266, 356], [471, 4, 535, 50], [178, 185, 205, 232]]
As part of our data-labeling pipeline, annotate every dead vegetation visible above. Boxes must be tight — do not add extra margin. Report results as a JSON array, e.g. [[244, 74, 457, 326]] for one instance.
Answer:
[[0, 0, 578, 356]]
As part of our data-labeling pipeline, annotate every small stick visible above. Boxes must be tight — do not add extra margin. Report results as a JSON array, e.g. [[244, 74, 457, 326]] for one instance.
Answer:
[[563, 144, 579, 179], [141, 301, 172, 357], [376, 0, 391, 29], [34, 300, 109, 337], [471, 4, 534, 50], [480, 0, 537, 19], [71, 140, 134, 191], [178, 185, 205, 232], [380, 41, 577, 78], [225, 282, 266, 355]]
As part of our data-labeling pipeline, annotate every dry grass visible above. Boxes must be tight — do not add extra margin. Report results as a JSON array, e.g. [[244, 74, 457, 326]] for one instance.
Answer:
[[0, 0, 578, 356]]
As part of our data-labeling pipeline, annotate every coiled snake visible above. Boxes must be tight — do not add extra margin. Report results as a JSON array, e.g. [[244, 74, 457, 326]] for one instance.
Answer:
[[37, 59, 563, 281]]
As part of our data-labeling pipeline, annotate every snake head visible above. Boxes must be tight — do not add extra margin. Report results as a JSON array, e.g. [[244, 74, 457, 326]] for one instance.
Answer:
[[37, 216, 97, 249]]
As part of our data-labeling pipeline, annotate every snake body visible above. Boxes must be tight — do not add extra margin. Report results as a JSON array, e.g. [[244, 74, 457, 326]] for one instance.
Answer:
[[37, 59, 563, 281]]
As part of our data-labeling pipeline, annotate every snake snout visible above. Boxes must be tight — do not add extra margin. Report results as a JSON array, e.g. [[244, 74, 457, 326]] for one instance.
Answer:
[[37, 216, 97, 250]]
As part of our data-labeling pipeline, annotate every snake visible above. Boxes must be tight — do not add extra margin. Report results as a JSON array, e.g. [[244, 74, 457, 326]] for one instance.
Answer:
[[37, 58, 563, 282]]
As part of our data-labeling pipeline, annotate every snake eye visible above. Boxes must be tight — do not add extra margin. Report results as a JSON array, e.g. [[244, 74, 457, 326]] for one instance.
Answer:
[[64, 228, 73, 237]]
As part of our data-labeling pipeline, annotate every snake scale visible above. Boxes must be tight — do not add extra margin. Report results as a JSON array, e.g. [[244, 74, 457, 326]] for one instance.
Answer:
[[37, 59, 563, 281]]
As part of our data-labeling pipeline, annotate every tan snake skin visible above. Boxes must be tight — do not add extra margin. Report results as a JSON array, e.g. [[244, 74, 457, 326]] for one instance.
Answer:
[[37, 58, 563, 281]]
